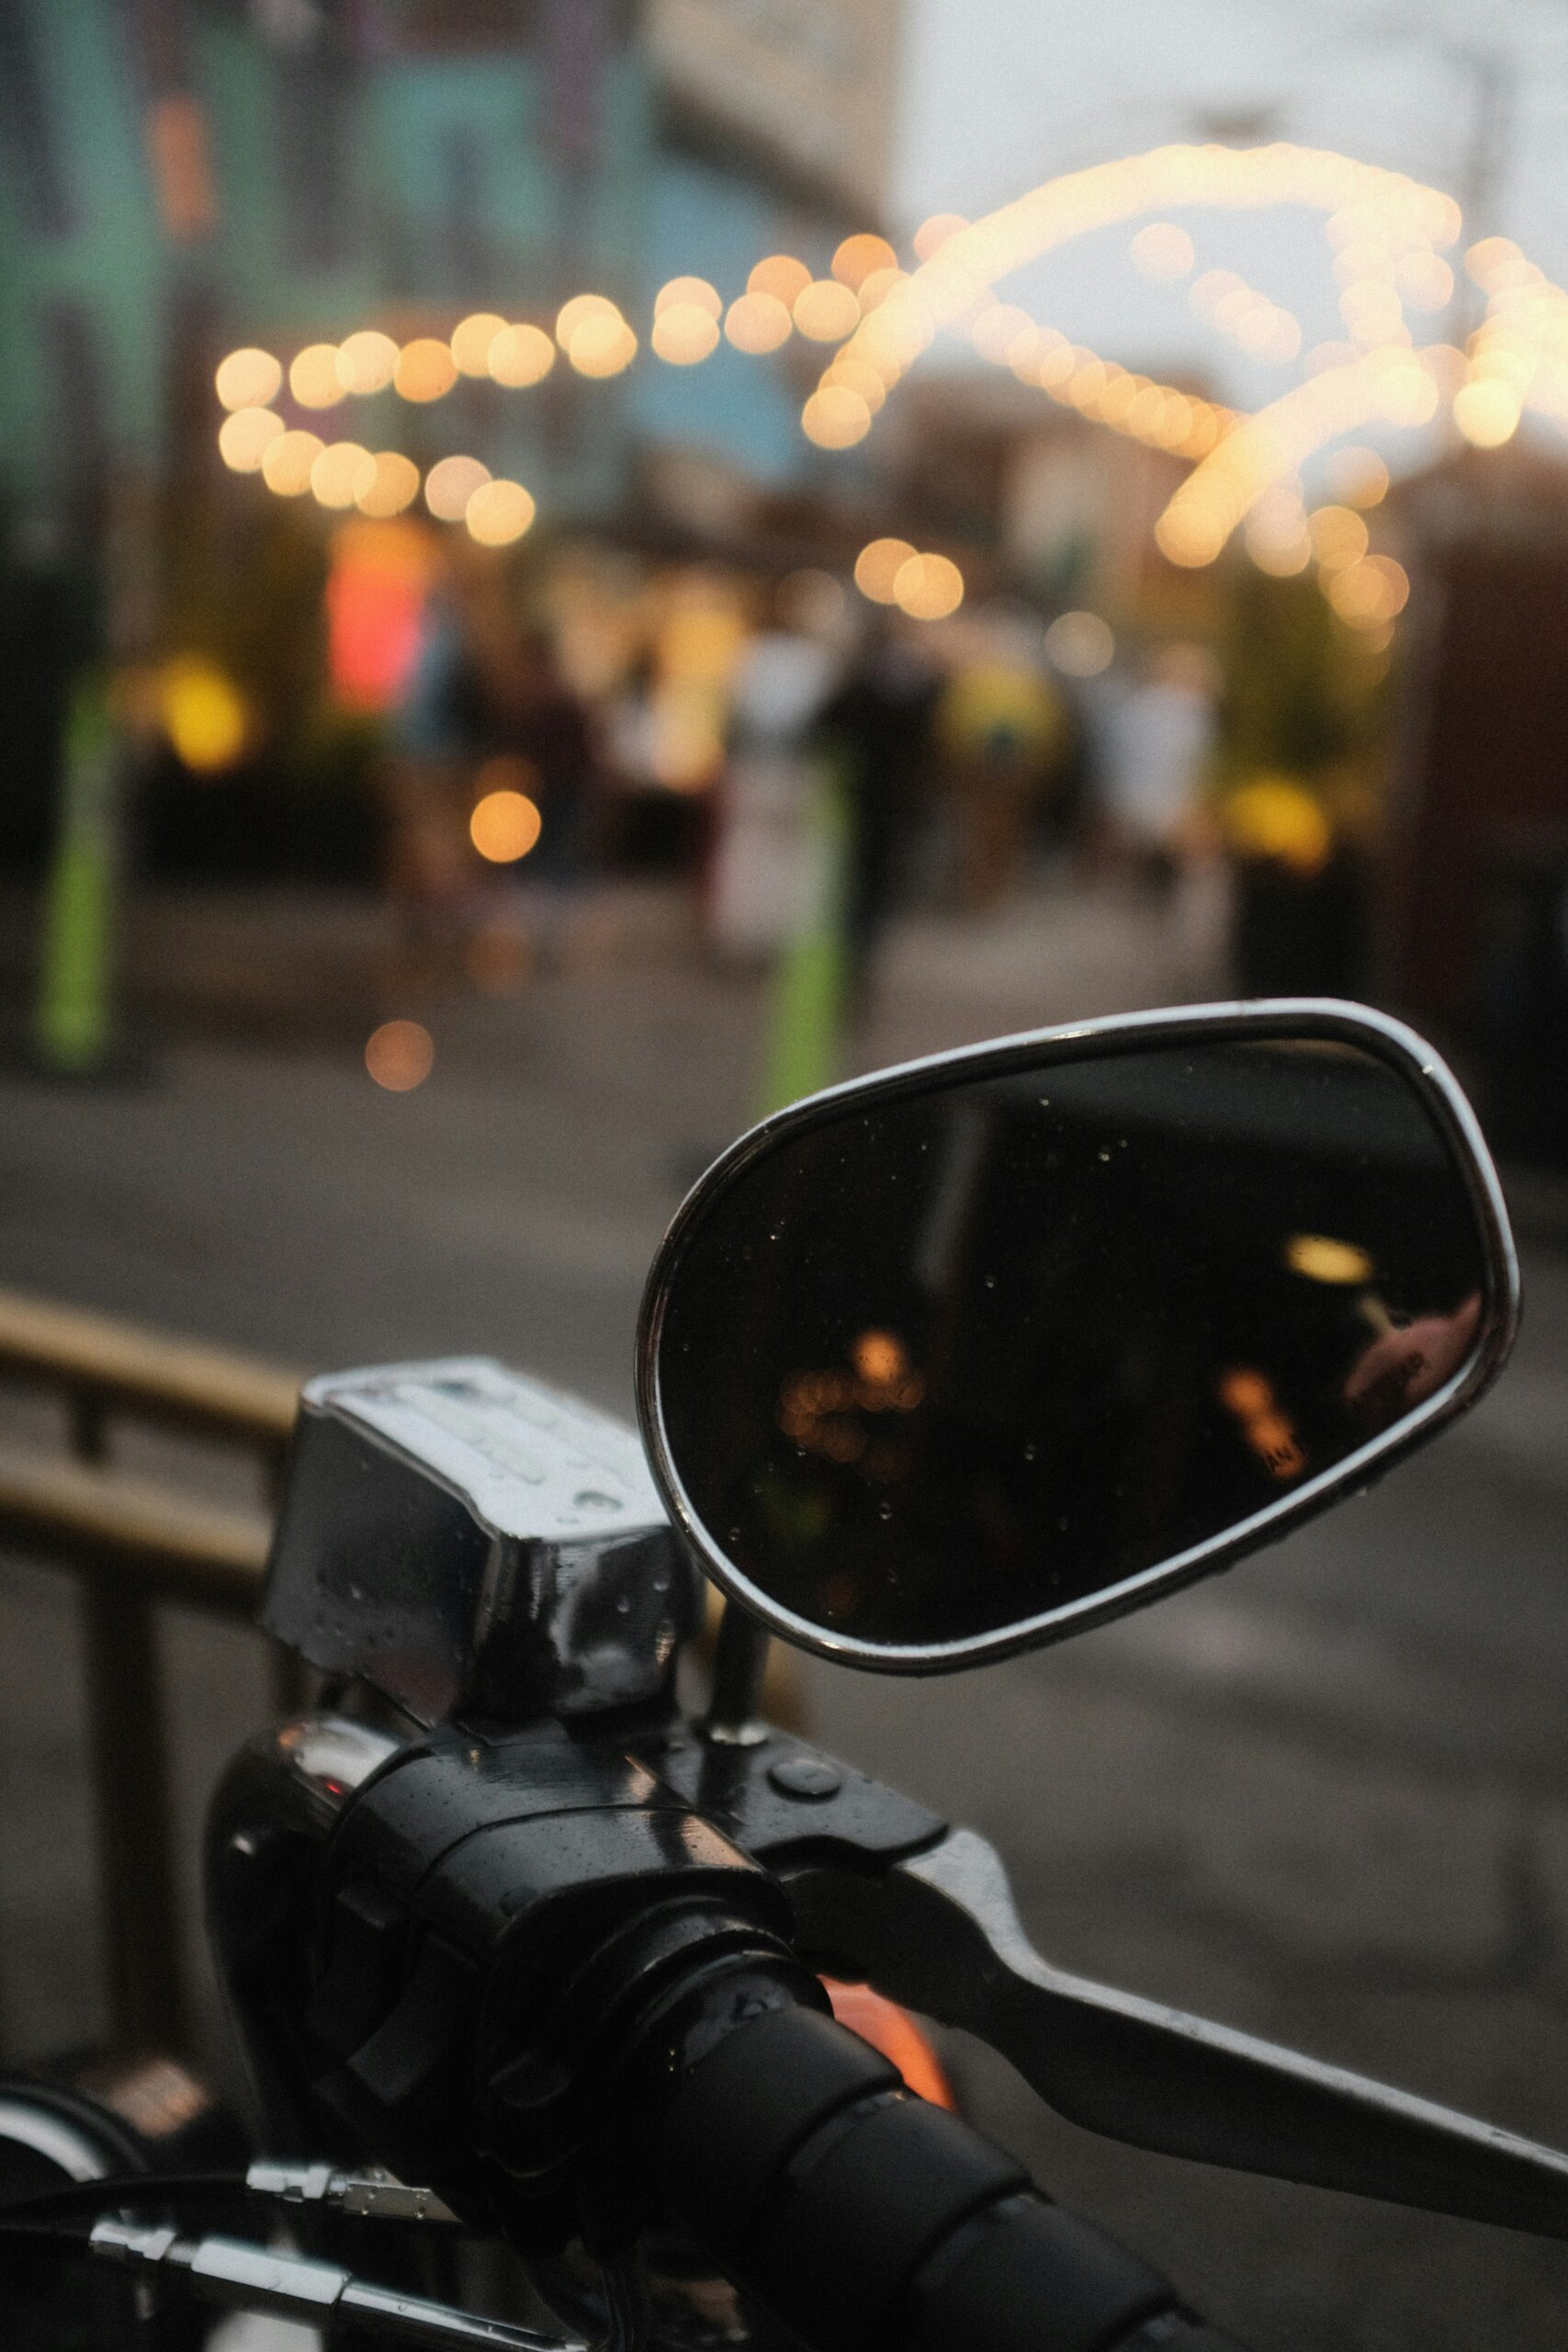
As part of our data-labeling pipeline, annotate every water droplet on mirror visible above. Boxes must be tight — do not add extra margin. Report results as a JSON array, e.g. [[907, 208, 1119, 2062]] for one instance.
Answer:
[[1097, 1148, 1111, 1163], [728, 1527, 741, 1544], [877, 1501, 893, 1520], [983, 1273, 997, 1289], [1022, 1442, 1037, 1461]]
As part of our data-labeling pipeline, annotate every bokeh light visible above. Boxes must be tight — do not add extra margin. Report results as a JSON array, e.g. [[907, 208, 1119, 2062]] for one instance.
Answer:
[[366, 1020, 434, 1091], [451, 311, 508, 376], [1044, 610, 1114, 675], [1307, 503, 1370, 570], [336, 330, 400, 395], [261, 429, 324, 496], [1325, 446, 1389, 507], [394, 338, 458, 402], [289, 343, 345, 410], [912, 212, 967, 260], [355, 451, 422, 518], [424, 454, 491, 521], [853, 537, 918, 602], [470, 786, 542, 862], [801, 385, 872, 447], [724, 291, 792, 353], [794, 279, 861, 342], [832, 233, 898, 289], [748, 254, 811, 306], [1131, 222, 1194, 280], [215, 347, 282, 411], [161, 657, 248, 773], [1453, 379, 1521, 447], [655, 276, 722, 321], [652, 302, 720, 364], [488, 323, 555, 387], [556, 292, 620, 348], [218, 405, 284, 472], [892, 552, 964, 620], [465, 478, 536, 546], [310, 440, 377, 509], [569, 313, 637, 377]]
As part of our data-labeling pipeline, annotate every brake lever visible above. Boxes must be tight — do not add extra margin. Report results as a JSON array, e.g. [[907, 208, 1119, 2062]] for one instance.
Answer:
[[784, 1826, 1568, 2240]]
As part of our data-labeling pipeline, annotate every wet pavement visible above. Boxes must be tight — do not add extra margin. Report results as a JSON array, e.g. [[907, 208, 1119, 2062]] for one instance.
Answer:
[[2, 876, 1566, 2350]]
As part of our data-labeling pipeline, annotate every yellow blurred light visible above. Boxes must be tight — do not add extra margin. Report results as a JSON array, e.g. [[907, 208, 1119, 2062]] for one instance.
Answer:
[[749, 254, 812, 307], [336, 330, 400, 395], [289, 343, 345, 410], [794, 278, 861, 342], [261, 428, 324, 496], [655, 275, 722, 321], [912, 212, 967, 260], [451, 311, 509, 376], [824, 354, 886, 412], [854, 537, 918, 602], [217, 405, 284, 472], [365, 1020, 434, 1091], [1397, 251, 1454, 311], [1307, 503, 1370, 570], [424, 454, 491, 521], [1325, 446, 1389, 506], [856, 266, 907, 313], [1131, 222, 1194, 280], [802, 386, 872, 447], [972, 302, 1035, 364], [832, 233, 898, 288], [1286, 1234, 1375, 1284], [310, 440, 377, 509], [465, 478, 536, 546], [724, 291, 792, 354], [488, 323, 555, 387], [215, 347, 282, 411], [1224, 778, 1331, 875], [557, 293, 621, 349], [355, 451, 421, 517], [1466, 235, 1522, 290], [395, 338, 458, 401], [569, 315, 637, 376], [892, 552, 964, 620], [470, 787, 542, 863], [1043, 609, 1113, 676], [651, 302, 720, 364], [1246, 514, 1312, 575], [1326, 554, 1409, 624], [161, 657, 247, 773], [1453, 378, 1521, 446]]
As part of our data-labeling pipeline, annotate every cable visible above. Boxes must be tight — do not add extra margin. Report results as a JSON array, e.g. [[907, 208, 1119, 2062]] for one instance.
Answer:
[[0, 2171, 245, 2226]]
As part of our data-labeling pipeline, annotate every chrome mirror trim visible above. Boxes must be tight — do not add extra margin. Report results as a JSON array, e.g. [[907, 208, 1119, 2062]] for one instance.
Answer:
[[635, 999, 1520, 1674]]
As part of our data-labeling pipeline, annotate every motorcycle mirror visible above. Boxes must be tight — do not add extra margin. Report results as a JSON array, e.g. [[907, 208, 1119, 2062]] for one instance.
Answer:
[[637, 1001, 1518, 1672]]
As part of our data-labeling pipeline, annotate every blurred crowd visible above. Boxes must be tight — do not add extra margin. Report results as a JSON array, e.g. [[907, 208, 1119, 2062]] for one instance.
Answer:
[[372, 544, 1240, 1012]]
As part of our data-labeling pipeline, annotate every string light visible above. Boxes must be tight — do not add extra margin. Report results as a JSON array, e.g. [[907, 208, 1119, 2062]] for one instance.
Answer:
[[336, 330, 399, 394], [218, 405, 283, 471], [854, 537, 918, 600], [289, 343, 344, 409], [451, 311, 509, 376], [215, 347, 281, 410], [488, 323, 555, 386]]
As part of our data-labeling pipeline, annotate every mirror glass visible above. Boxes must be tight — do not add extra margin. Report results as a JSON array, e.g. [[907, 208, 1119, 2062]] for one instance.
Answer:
[[650, 1035, 1497, 1660]]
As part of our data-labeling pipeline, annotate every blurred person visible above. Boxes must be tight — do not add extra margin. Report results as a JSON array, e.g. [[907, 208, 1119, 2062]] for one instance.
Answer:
[[934, 622, 1066, 909], [1099, 641, 1218, 895], [379, 581, 486, 971], [707, 575, 844, 964], [481, 627, 600, 970], [819, 614, 941, 1010]]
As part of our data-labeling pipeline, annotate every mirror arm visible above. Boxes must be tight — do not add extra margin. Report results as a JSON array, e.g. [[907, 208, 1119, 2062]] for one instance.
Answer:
[[784, 1828, 1568, 2240]]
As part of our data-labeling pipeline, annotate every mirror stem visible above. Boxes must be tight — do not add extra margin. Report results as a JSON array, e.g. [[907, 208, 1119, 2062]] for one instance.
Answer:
[[702, 1603, 772, 1747]]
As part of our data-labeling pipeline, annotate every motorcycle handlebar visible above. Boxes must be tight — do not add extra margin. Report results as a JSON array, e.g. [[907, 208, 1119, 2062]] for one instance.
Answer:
[[650, 2002, 1247, 2352]]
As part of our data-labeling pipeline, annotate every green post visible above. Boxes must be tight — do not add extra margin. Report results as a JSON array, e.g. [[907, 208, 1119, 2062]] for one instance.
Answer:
[[755, 755, 852, 1119], [33, 673, 121, 1075]]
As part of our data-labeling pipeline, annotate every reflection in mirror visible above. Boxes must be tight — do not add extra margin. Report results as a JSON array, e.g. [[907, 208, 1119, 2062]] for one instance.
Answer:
[[651, 1035, 1497, 1660]]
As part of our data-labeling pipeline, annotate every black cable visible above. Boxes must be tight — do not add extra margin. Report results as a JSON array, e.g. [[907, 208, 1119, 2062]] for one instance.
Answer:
[[0, 2170, 246, 2227]]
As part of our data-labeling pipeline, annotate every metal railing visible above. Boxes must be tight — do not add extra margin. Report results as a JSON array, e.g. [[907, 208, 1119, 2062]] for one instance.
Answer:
[[0, 1286, 303, 2058], [0, 1290, 799, 2067]]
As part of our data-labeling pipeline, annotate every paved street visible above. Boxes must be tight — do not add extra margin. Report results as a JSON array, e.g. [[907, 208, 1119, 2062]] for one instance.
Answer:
[[3, 877, 1567, 2350]]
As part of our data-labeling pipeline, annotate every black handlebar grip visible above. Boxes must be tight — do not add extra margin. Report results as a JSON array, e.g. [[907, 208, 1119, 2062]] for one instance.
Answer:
[[651, 2003, 1247, 2352]]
